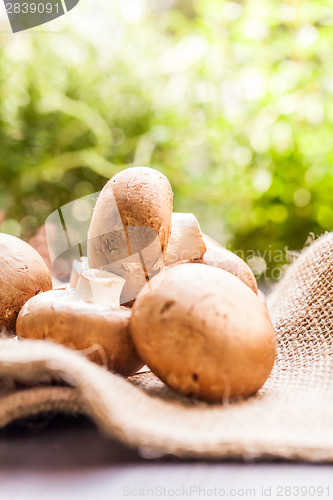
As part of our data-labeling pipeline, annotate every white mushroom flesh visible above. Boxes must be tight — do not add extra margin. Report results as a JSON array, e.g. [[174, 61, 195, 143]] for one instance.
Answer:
[[74, 269, 126, 309], [165, 213, 206, 266], [69, 256, 89, 288]]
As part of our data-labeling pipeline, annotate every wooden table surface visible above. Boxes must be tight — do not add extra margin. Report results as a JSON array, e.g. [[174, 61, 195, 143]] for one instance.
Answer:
[[0, 414, 333, 500]]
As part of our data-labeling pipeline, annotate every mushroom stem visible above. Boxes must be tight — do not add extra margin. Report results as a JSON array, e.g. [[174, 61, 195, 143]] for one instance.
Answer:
[[165, 213, 206, 266], [75, 269, 126, 309], [69, 256, 89, 288]]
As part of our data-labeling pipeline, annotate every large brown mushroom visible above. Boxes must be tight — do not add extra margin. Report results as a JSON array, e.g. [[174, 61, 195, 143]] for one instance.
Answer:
[[0, 233, 52, 331], [131, 263, 276, 402], [87, 167, 173, 304]]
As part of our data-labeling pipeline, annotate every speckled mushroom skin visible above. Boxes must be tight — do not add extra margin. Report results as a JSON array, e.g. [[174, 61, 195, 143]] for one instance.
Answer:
[[0, 233, 52, 331], [87, 167, 173, 304], [131, 263, 276, 402], [197, 246, 258, 295], [16, 289, 144, 377]]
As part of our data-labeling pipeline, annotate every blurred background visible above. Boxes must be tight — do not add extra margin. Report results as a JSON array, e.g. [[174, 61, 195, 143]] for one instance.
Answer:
[[0, 0, 332, 282]]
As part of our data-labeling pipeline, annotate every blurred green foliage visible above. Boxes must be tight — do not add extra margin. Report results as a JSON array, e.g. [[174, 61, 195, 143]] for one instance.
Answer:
[[1, 0, 333, 279]]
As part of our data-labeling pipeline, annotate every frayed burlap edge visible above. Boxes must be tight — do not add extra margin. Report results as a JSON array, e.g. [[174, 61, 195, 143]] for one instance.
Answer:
[[0, 340, 332, 462]]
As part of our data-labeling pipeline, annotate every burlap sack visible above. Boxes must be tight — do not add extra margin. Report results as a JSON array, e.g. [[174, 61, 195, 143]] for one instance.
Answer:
[[1, 232, 333, 461]]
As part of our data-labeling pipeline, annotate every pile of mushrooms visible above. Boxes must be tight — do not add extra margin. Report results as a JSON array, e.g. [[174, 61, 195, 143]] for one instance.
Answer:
[[16, 166, 276, 401]]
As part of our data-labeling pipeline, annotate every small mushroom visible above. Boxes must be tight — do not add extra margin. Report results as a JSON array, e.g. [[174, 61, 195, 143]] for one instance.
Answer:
[[87, 166, 173, 304], [16, 270, 144, 376], [165, 213, 206, 266], [0, 233, 52, 331], [194, 246, 258, 295], [131, 263, 276, 402]]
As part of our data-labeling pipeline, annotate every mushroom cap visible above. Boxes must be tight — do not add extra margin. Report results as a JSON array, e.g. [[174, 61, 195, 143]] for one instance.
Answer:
[[110, 166, 173, 260], [0, 233, 52, 331], [131, 263, 276, 402], [87, 166, 173, 304], [16, 289, 144, 377], [198, 246, 258, 295]]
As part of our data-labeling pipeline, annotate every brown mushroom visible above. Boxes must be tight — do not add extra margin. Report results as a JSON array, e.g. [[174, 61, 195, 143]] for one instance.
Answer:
[[87, 167, 173, 304], [16, 272, 144, 377], [194, 246, 258, 295], [131, 263, 276, 402], [0, 233, 52, 331]]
